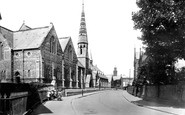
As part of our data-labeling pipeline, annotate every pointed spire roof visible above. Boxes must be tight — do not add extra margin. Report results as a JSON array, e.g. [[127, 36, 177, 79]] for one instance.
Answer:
[[78, 0, 88, 44]]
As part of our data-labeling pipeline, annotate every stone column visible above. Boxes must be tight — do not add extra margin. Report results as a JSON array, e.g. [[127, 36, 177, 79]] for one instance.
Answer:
[[81, 69, 83, 89], [69, 67, 72, 88], [92, 71, 96, 88], [62, 57, 65, 88], [76, 64, 79, 88]]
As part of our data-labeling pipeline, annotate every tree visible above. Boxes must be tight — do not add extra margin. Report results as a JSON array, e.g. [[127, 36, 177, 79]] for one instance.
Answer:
[[132, 0, 185, 84]]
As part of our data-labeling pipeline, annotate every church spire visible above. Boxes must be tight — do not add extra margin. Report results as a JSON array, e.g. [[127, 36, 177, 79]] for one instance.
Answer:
[[78, 0, 88, 44], [82, 0, 84, 12]]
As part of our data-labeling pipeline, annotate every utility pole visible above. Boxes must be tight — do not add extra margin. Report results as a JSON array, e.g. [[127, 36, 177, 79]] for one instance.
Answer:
[[129, 69, 131, 85], [22, 49, 24, 83]]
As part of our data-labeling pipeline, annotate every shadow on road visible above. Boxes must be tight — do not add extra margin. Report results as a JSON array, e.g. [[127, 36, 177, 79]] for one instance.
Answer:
[[30, 103, 53, 115]]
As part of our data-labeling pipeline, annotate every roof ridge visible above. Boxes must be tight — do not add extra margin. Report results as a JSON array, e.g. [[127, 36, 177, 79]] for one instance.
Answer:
[[14, 26, 50, 32], [0, 26, 13, 32], [59, 36, 71, 39]]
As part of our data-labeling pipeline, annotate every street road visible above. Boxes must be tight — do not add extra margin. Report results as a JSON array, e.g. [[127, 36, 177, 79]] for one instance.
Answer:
[[31, 90, 171, 115]]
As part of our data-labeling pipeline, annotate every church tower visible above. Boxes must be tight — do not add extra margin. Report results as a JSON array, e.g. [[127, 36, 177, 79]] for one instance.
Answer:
[[113, 67, 117, 76], [77, 0, 89, 74]]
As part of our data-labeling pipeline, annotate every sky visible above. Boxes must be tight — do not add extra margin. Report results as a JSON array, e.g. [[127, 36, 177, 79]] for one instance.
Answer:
[[0, 0, 141, 77]]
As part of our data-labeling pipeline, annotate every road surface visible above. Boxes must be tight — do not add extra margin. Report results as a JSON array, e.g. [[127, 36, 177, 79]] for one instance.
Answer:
[[31, 90, 173, 115]]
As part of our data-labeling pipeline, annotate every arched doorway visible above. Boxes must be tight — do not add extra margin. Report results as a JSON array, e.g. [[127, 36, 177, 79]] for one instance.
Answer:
[[15, 71, 20, 83]]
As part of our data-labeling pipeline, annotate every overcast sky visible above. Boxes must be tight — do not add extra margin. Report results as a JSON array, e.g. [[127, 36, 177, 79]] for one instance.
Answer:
[[0, 0, 141, 77]]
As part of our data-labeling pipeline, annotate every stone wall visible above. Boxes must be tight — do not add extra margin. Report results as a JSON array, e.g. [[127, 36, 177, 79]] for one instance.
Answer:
[[13, 50, 41, 83], [63, 39, 78, 88], [135, 85, 185, 102], [0, 27, 13, 82], [40, 27, 63, 86]]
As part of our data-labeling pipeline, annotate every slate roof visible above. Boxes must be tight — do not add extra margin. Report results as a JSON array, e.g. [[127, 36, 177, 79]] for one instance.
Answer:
[[13, 25, 52, 50], [78, 61, 84, 68], [98, 73, 108, 79], [92, 65, 108, 79], [58, 37, 70, 52]]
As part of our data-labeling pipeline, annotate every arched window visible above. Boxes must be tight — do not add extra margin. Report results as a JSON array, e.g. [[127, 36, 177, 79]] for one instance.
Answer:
[[28, 70, 31, 77], [0, 42, 4, 60], [1, 70, 5, 80], [68, 46, 73, 61], [50, 36, 56, 53], [80, 45, 83, 54]]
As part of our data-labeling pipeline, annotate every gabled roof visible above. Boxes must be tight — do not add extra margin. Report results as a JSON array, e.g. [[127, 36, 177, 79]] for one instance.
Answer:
[[58, 37, 70, 52], [98, 73, 108, 80], [13, 24, 52, 50], [19, 23, 31, 31], [92, 65, 108, 79], [92, 65, 102, 73]]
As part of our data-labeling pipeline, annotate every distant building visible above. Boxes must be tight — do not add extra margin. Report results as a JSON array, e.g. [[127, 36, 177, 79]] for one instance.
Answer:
[[133, 47, 149, 85], [111, 67, 121, 88], [111, 67, 133, 88]]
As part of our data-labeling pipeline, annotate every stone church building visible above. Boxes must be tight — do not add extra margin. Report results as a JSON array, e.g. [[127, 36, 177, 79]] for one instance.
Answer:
[[0, 23, 64, 88], [0, 1, 108, 89]]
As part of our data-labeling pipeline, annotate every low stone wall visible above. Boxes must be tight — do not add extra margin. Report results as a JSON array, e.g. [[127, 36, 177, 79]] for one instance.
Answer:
[[0, 92, 28, 115], [128, 84, 185, 103], [145, 85, 158, 98]]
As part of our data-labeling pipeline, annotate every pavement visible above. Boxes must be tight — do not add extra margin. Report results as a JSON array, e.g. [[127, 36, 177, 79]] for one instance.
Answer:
[[123, 90, 185, 115], [29, 89, 185, 115]]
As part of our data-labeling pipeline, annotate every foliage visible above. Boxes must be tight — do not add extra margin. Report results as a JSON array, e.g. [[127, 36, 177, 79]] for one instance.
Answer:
[[132, 0, 185, 84], [175, 66, 185, 81]]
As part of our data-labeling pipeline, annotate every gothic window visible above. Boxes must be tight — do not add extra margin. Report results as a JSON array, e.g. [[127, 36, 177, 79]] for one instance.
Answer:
[[68, 46, 73, 61], [1, 70, 6, 80], [28, 70, 31, 77], [80, 45, 83, 54], [53, 40, 56, 54], [0, 42, 4, 60], [50, 36, 56, 53]]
